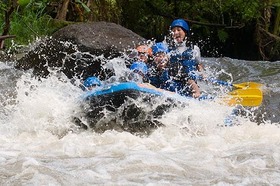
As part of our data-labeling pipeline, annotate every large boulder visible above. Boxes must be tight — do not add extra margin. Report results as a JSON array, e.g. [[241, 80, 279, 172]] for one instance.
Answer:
[[14, 21, 146, 79]]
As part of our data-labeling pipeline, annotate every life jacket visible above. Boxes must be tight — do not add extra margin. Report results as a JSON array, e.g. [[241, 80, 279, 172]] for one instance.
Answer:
[[169, 47, 199, 80], [148, 66, 170, 88], [149, 67, 192, 97], [161, 78, 192, 97]]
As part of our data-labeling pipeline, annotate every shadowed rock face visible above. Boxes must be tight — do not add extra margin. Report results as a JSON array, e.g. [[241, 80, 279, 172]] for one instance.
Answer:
[[53, 21, 145, 52], [15, 21, 146, 80]]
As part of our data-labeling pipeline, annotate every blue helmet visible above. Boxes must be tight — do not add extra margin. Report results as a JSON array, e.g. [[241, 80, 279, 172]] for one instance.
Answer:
[[152, 42, 169, 54], [170, 19, 190, 32], [130, 61, 148, 75], [83, 76, 102, 87]]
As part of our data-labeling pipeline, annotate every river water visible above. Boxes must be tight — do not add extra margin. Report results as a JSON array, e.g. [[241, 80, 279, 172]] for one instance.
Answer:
[[0, 52, 279, 185]]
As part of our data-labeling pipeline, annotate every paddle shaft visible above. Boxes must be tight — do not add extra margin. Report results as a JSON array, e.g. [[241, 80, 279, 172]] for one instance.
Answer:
[[209, 79, 262, 89]]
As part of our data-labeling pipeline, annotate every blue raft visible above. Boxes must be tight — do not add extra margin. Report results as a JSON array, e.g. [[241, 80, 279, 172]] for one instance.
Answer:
[[83, 81, 169, 99], [78, 81, 182, 134], [76, 79, 238, 134]]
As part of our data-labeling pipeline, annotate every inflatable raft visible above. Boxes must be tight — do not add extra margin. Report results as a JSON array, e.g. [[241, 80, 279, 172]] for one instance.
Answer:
[[79, 81, 179, 134], [76, 78, 262, 134]]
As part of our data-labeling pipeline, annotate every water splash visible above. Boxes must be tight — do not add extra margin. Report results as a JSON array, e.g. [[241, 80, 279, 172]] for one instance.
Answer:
[[0, 55, 279, 184]]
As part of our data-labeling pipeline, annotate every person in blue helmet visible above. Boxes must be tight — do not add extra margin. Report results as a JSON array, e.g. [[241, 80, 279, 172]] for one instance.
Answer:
[[83, 76, 102, 91], [151, 42, 170, 70], [169, 18, 204, 75], [129, 61, 149, 83], [166, 18, 202, 98], [149, 42, 170, 88]]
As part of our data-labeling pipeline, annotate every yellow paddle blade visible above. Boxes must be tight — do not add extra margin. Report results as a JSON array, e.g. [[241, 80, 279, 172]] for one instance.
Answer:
[[233, 82, 263, 89], [223, 88, 263, 107]]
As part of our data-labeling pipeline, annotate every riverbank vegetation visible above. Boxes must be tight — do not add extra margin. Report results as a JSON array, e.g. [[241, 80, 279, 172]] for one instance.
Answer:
[[1, 0, 279, 61]]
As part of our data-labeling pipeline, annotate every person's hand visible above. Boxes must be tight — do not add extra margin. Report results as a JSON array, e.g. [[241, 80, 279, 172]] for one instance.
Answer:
[[188, 79, 201, 98], [192, 90, 201, 98]]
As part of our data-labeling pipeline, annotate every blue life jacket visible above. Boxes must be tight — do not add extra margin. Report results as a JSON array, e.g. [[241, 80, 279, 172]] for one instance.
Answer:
[[148, 46, 197, 97], [161, 78, 192, 97], [149, 68, 192, 97], [149, 68, 169, 88], [169, 48, 199, 80]]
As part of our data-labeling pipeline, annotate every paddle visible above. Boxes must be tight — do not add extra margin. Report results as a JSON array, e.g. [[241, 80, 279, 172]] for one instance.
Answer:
[[208, 78, 263, 89], [231, 82, 263, 89], [223, 88, 263, 107]]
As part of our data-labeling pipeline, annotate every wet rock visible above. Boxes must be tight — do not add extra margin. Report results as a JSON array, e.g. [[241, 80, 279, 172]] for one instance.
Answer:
[[14, 21, 146, 79]]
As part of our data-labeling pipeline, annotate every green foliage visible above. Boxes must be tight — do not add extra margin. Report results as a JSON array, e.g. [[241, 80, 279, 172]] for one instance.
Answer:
[[273, 0, 280, 6], [75, 0, 91, 13], [17, 0, 31, 7], [217, 29, 228, 42], [1, 0, 264, 46], [0, 0, 278, 60], [224, 0, 260, 22], [10, 11, 56, 45], [0, 0, 59, 48]]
